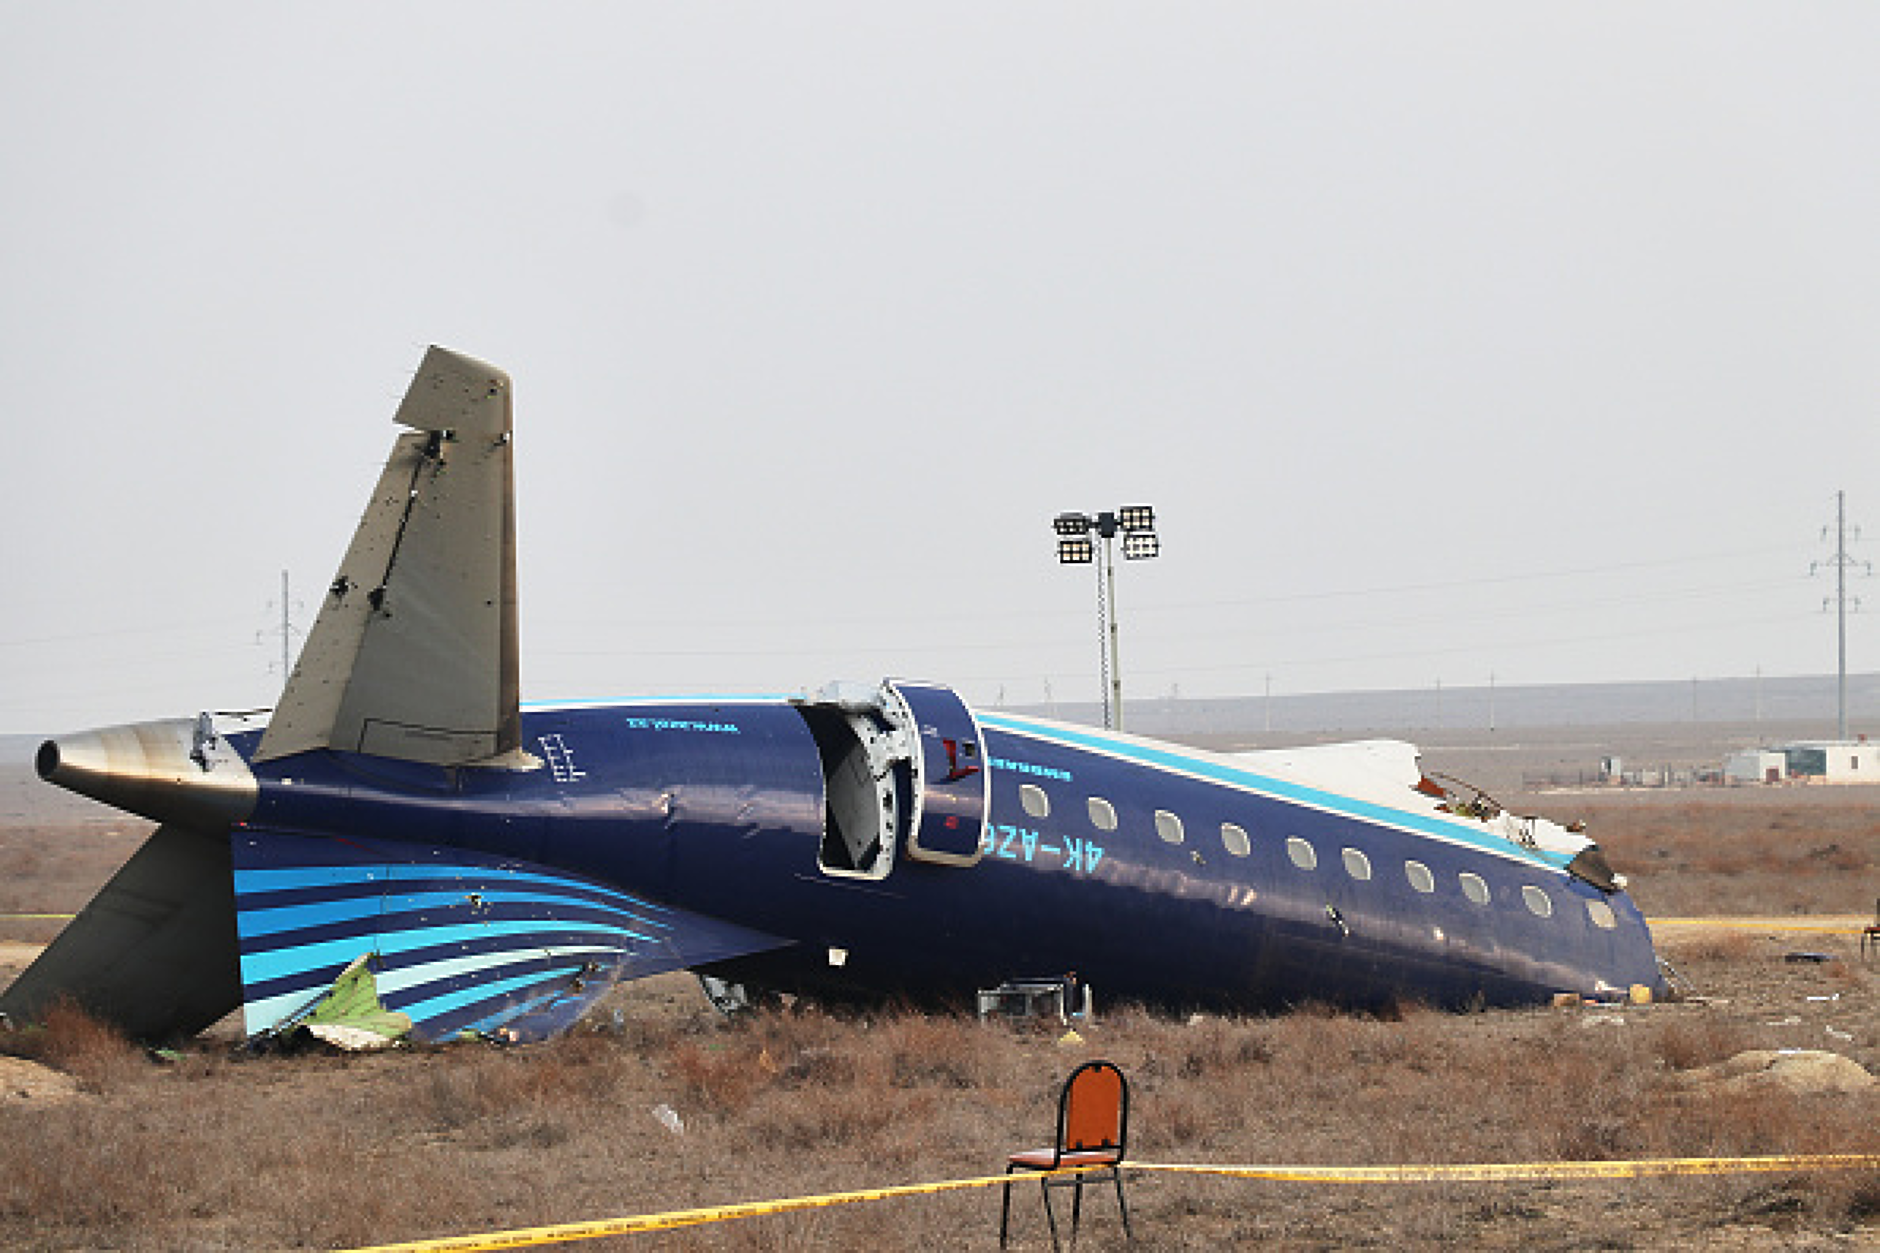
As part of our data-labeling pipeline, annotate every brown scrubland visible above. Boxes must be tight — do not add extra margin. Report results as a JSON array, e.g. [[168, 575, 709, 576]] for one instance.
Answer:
[[2, 771, 1879, 1250]]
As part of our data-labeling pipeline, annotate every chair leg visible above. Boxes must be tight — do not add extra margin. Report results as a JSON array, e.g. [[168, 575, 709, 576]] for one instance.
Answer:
[[1000, 1168, 1019, 1249], [1069, 1176, 1084, 1249], [1113, 1169, 1133, 1243], [1039, 1177, 1062, 1253]]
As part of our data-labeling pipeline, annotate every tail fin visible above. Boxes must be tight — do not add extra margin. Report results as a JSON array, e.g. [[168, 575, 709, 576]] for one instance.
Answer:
[[256, 346, 526, 767]]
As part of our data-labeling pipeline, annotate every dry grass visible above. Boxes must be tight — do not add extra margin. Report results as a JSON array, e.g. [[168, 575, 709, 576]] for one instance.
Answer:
[[0, 980, 1875, 1252], [1534, 789, 1880, 918], [3, 786, 1880, 1249]]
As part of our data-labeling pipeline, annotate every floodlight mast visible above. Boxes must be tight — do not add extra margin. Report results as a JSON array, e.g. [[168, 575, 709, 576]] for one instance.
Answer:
[[1053, 505, 1158, 732]]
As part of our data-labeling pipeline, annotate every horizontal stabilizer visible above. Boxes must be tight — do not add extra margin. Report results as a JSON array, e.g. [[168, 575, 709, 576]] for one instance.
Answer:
[[233, 829, 791, 1043], [0, 824, 241, 1039]]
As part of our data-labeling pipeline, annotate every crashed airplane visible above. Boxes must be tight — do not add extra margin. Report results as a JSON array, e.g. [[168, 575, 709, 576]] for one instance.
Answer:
[[1, 347, 1665, 1045]]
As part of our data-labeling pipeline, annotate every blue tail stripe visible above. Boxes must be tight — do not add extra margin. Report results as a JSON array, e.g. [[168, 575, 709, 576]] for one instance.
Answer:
[[233, 887, 669, 941], [233, 862, 673, 917], [239, 927, 640, 1005], [238, 921, 646, 989], [236, 902, 660, 959], [390, 967, 585, 1026], [232, 874, 667, 921], [374, 946, 620, 1000], [419, 986, 581, 1041]]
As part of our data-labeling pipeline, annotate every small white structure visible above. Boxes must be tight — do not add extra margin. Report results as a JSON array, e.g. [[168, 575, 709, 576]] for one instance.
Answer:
[[1724, 749, 1788, 785], [1728, 740, 1880, 783], [1782, 741, 1880, 782]]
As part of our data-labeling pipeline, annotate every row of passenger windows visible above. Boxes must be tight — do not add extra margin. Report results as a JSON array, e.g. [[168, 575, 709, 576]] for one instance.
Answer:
[[1013, 781, 1618, 931]]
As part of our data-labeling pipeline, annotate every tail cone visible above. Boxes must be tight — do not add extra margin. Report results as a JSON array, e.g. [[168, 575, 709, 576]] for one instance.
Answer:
[[37, 717, 257, 830]]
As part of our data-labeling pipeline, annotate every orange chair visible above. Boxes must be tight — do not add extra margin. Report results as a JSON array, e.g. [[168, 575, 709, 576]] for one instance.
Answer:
[[1000, 1059, 1133, 1249]]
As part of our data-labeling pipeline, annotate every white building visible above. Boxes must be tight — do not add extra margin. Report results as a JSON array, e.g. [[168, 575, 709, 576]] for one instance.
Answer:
[[1726, 740, 1880, 783], [1782, 741, 1880, 781]]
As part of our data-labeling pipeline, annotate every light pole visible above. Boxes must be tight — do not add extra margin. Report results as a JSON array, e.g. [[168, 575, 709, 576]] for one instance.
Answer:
[[1054, 506, 1159, 732]]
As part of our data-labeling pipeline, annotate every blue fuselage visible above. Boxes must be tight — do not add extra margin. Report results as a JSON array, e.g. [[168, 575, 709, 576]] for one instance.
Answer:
[[232, 696, 1662, 1014]]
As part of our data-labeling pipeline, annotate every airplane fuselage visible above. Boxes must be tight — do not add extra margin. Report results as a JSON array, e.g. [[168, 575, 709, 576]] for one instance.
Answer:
[[225, 694, 1661, 1020], [2, 348, 1662, 1045]]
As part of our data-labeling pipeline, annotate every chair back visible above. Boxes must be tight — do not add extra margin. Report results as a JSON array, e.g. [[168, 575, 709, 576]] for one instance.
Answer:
[[1057, 1059, 1128, 1160]]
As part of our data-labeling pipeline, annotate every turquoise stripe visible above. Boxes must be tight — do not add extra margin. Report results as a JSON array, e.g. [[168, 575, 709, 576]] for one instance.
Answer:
[[238, 921, 651, 986], [235, 893, 386, 938], [457, 988, 564, 1035], [376, 944, 621, 999], [240, 935, 382, 988], [979, 714, 1571, 872], [233, 887, 662, 941], [235, 865, 394, 893], [245, 959, 598, 1038], [396, 967, 577, 1026], [376, 888, 650, 922], [234, 862, 670, 917]]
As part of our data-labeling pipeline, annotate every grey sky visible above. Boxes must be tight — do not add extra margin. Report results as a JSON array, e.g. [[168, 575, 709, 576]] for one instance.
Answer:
[[4, 4, 1877, 735]]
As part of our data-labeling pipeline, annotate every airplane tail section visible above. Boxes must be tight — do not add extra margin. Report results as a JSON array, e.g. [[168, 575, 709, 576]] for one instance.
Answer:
[[256, 346, 525, 767], [232, 829, 791, 1044]]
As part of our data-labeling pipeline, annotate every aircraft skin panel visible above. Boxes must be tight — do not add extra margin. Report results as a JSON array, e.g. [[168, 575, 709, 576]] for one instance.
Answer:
[[235, 888, 666, 943], [230, 694, 1656, 1018], [980, 712, 1579, 870], [959, 718, 1656, 1008], [239, 921, 664, 992], [231, 827, 791, 1042]]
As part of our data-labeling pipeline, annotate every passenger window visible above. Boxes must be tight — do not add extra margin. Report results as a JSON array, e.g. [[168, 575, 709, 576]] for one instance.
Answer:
[[1585, 898, 1617, 930], [1521, 885, 1553, 918], [1404, 860, 1435, 894], [1154, 810, 1184, 845], [1286, 836, 1317, 870], [1220, 822, 1251, 857], [1459, 872, 1490, 905], [1341, 848, 1372, 881], [1087, 797, 1118, 832], [1019, 784, 1050, 819]]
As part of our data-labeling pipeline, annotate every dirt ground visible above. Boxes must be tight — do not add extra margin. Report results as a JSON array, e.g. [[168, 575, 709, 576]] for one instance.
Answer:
[[1, 745, 1878, 1251]]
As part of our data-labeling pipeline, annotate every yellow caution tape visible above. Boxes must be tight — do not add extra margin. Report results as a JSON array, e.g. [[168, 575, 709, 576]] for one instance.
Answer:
[[334, 1155, 1880, 1252], [0, 914, 73, 920], [332, 1166, 1109, 1252], [1126, 1153, 1880, 1184], [1650, 917, 1866, 933]]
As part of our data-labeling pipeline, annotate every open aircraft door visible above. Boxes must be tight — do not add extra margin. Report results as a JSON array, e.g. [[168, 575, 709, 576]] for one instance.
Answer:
[[890, 680, 988, 867]]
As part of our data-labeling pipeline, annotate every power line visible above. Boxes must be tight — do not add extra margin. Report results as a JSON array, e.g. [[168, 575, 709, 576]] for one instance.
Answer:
[[1812, 490, 1869, 740]]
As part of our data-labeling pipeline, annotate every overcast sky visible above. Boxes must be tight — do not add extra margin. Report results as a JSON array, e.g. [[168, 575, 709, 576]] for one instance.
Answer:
[[3, 4, 1877, 735]]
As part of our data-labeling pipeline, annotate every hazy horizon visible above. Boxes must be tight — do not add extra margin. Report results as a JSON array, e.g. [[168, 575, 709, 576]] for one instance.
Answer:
[[7, 6, 1877, 734]]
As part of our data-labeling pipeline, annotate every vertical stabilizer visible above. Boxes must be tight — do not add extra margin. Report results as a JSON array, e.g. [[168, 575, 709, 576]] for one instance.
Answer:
[[256, 346, 525, 766]]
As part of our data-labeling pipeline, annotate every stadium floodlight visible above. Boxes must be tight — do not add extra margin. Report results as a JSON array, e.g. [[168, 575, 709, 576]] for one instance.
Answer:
[[1057, 537, 1095, 564], [1050, 503, 1160, 732]]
